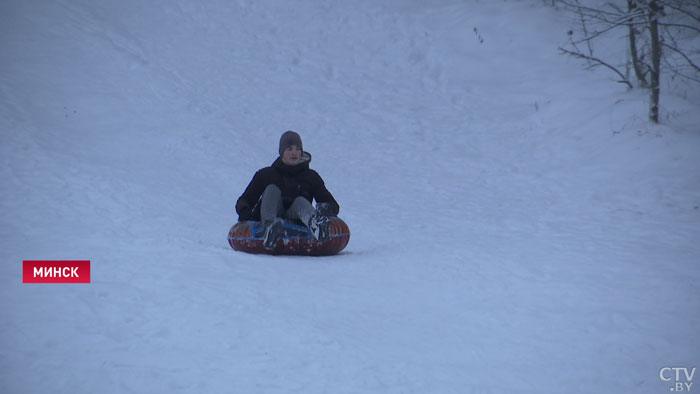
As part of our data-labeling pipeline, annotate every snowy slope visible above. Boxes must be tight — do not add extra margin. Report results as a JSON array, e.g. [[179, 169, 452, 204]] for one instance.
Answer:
[[1, 0, 699, 393]]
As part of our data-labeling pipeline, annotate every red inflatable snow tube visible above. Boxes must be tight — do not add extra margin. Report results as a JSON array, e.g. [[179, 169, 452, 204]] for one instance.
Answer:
[[228, 217, 350, 256]]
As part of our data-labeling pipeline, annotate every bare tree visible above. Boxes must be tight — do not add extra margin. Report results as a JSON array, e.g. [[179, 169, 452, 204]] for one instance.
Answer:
[[649, 0, 662, 122], [627, 0, 649, 87], [556, 0, 700, 123]]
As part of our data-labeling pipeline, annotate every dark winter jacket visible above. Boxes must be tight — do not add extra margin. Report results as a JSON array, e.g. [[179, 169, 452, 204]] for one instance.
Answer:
[[235, 152, 340, 221]]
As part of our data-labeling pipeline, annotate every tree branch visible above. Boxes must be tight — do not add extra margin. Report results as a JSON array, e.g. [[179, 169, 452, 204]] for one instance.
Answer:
[[557, 0, 625, 18], [663, 56, 700, 83], [659, 22, 700, 34], [559, 47, 634, 88], [571, 17, 647, 44], [574, 0, 594, 56], [661, 42, 700, 73], [657, 0, 700, 24]]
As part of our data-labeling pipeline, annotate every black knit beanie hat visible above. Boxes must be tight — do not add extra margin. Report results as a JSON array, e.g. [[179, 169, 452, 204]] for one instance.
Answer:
[[279, 130, 303, 156]]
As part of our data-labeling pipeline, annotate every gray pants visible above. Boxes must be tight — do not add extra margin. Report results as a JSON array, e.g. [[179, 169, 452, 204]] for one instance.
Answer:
[[260, 184, 316, 225]]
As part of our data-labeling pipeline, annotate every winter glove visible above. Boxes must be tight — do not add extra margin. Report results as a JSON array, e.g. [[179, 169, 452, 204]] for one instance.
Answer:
[[238, 210, 253, 222], [236, 199, 253, 222], [315, 202, 337, 217]]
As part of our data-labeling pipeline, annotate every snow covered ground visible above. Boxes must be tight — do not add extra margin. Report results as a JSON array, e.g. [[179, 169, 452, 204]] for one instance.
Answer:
[[1, 0, 699, 393]]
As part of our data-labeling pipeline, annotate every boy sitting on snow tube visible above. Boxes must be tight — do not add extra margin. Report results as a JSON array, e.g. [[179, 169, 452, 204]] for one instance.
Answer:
[[235, 130, 340, 250]]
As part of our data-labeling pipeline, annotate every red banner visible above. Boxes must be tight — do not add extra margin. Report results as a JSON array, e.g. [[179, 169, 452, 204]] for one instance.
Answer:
[[23, 260, 91, 283]]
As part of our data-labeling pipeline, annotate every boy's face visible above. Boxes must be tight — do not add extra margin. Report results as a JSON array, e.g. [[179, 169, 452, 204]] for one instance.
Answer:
[[281, 145, 302, 166]]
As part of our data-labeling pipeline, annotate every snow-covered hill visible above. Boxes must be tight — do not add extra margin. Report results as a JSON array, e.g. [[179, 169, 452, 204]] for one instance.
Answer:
[[1, 0, 699, 393]]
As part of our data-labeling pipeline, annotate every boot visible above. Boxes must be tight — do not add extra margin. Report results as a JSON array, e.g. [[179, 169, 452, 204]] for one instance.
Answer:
[[263, 218, 285, 250], [307, 212, 330, 242]]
